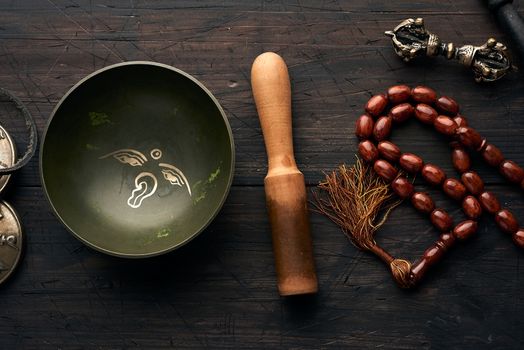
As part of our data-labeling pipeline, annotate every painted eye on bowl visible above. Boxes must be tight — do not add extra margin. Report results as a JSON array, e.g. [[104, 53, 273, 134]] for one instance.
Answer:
[[99, 149, 148, 167], [115, 154, 144, 166], [162, 169, 184, 186]]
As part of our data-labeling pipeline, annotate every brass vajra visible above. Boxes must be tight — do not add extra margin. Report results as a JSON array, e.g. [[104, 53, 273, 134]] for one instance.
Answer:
[[385, 18, 516, 82]]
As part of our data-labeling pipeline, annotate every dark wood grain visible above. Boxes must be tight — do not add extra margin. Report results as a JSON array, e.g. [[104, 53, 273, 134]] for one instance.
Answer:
[[0, 0, 523, 348]]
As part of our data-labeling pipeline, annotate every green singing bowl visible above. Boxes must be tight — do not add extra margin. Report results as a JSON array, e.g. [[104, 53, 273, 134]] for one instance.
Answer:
[[41, 61, 234, 257]]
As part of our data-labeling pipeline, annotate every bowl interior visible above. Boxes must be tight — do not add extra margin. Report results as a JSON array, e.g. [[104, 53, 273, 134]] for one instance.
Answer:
[[41, 62, 234, 257]]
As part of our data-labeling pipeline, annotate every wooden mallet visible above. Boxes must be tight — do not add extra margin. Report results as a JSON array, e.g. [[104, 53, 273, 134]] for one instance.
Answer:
[[251, 52, 318, 296]]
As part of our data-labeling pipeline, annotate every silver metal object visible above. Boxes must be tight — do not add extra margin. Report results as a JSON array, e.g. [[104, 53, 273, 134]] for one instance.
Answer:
[[385, 18, 516, 82], [0, 201, 23, 285], [0, 125, 16, 194]]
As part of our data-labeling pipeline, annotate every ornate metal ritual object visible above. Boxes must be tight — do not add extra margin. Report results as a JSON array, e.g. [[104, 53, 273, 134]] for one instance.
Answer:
[[0, 87, 38, 286], [0, 201, 23, 285], [385, 18, 516, 82], [0, 125, 22, 286]]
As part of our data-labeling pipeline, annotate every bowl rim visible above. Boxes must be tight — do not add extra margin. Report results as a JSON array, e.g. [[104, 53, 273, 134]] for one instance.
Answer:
[[40, 61, 235, 258]]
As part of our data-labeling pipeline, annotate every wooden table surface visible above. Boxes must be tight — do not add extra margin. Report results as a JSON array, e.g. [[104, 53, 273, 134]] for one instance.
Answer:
[[0, 1, 523, 348]]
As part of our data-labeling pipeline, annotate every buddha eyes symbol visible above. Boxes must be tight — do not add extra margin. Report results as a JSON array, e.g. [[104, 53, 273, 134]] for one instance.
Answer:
[[162, 169, 183, 186], [99, 148, 191, 208], [101, 149, 147, 167], [159, 163, 192, 196]]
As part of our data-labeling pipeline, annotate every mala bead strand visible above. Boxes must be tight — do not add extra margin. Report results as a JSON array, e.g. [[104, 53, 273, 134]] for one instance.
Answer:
[[377, 141, 401, 162], [391, 177, 414, 198], [389, 103, 414, 123], [456, 127, 483, 150], [415, 103, 438, 124], [412, 86, 437, 104], [387, 85, 411, 104], [410, 232, 456, 285], [482, 144, 504, 166], [434, 115, 458, 136], [495, 209, 519, 234], [372, 144, 476, 234], [453, 114, 468, 127], [411, 192, 435, 213], [451, 147, 471, 173], [514, 230, 524, 248], [358, 140, 379, 162], [373, 116, 392, 141], [453, 220, 478, 240], [452, 124, 524, 185], [462, 196, 483, 219], [436, 96, 459, 116], [353, 86, 524, 288], [373, 159, 398, 182], [355, 114, 374, 139], [500, 160, 524, 184], [448, 139, 485, 220], [365, 94, 388, 117], [399, 153, 424, 173], [421, 164, 446, 186], [461, 171, 484, 195], [430, 209, 453, 232], [442, 178, 466, 201]]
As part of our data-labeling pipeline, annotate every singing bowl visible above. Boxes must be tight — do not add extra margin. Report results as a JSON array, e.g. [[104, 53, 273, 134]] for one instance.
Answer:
[[40, 61, 234, 257]]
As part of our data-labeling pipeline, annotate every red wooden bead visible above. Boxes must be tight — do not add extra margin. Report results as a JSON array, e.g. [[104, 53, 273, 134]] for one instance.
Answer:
[[482, 143, 504, 167], [415, 103, 438, 124], [478, 139, 488, 152], [373, 159, 397, 182], [513, 229, 524, 248], [410, 258, 429, 284], [438, 232, 456, 250], [495, 209, 519, 234], [461, 171, 484, 195], [421, 164, 446, 186], [373, 116, 392, 141], [391, 177, 414, 199], [453, 220, 478, 240], [412, 86, 437, 104], [479, 191, 501, 214], [436, 96, 459, 115], [358, 140, 378, 162], [411, 192, 435, 213], [355, 114, 374, 139], [462, 196, 482, 219], [442, 178, 466, 201], [434, 115, 458, 136], [451, 148, 471, 173], [399, 153, 424, 173], [424, 243, 446, 266], [456, 127, 482, 150], [453, 114, 468, 127], [387, 85, 411, 104], [378, 141, 401, 162], [430, 209, 453, 232], [500, 160, 524, 183], [365, 94, 388, 117], [389, 103, 414, 123]]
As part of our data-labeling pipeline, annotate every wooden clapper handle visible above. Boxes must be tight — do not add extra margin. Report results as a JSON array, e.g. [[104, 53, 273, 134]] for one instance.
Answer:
[[251, 52, 318, 296]]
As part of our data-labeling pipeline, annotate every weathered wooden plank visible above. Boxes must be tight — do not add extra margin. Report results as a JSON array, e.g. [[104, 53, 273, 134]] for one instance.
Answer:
[[0, 44, 523, 187], [0, 184, 523, 348]]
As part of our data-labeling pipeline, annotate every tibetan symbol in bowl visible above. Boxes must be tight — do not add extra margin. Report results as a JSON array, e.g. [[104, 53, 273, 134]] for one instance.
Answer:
[[99, 147, 192, 209], [40, 61, 235, 257]]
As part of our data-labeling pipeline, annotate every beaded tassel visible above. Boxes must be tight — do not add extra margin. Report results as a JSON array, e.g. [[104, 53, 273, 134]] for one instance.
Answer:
[[314, 159, 412, 287]]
